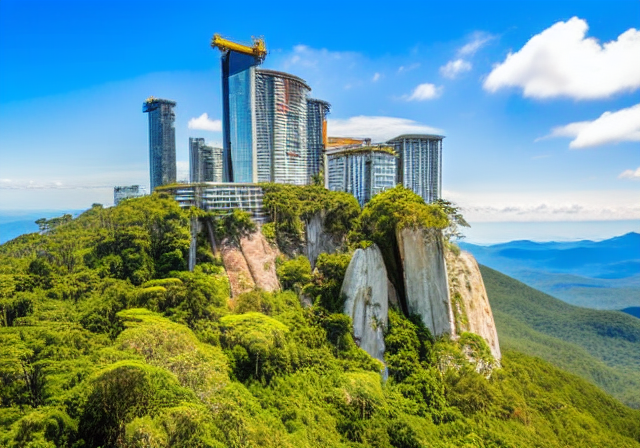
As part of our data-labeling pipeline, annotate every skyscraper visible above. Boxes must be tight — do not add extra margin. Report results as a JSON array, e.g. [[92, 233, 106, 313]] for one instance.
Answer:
[[189, 137, 205, 183], [307, 98, 330, 182], [326, 146, 397, 207], [255, 69, 311, 185], [387, 134, 444, 203], [190, 137, 224, 183], [221, 51, 260, 183], [215, 36, 330, 186], [143, 97, 177, 191]]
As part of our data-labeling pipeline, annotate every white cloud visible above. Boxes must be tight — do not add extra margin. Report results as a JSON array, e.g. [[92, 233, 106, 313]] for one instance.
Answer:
[[443, 189, 640, 222], [619, 166, 640, 180], [188, 113, 222, 132], [397, 63, 420, 73], [327, 116, 443, 142], [372, 72, 381, 82], [440, 59, 472, 79], [458, 32, 495, 56], [406, 83, 442, 101], [542, 103, 640, 148], [484, 17, 640, 99]]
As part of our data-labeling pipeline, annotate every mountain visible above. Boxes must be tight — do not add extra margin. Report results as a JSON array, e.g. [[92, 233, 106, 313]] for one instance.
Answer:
[[482, 264, 640, 408], [460, 233, 640, 309], [1, 193, 639, 448]]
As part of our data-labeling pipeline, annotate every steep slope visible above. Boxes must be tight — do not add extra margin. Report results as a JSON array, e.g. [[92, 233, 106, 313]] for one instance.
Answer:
[[461, 233, 640, 309], [482, 265, 640, 408]]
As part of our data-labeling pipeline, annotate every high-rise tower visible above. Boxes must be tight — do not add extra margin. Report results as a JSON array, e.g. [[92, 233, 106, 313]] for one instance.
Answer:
[[143, 97, 177, 191], [387, 134, 444, 203], [307, 98, 330, 182], [212, 34, 330, 186], [190, 137, 223, 183]]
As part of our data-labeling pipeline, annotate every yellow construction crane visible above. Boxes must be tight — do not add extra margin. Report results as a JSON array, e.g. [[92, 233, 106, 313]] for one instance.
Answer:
[[211, 34, 267, 63]]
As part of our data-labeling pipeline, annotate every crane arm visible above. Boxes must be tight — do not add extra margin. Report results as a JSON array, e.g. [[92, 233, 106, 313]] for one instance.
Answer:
[[211, 34, 266, 62]]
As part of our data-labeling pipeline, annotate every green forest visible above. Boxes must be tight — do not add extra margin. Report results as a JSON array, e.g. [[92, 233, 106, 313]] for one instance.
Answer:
[[1, 191, 639, 448]]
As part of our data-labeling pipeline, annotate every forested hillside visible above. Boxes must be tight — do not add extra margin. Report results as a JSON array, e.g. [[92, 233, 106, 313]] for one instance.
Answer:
[[1, 194, 639, 448], [482, 265, 640, 408]]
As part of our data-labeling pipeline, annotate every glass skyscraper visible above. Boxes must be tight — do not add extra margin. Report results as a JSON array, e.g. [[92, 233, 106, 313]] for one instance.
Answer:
[[307, 98, 330, 182], [326, 146, 397, 207], [219, 47, 329, 185], [143, 97, 177, 191], [190, 138, 224, 183], [255, 69, 311, 185], [387, 134, 444, 203], [221, 51, 259, 183]]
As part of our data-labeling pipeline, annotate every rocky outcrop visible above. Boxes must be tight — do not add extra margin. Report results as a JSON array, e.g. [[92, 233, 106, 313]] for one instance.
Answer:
[[220, 238, 256, 298], [397, 227, 455, 338], [341, 245, 388, 364], [240, 231, 280, 293], [446, 249, 501, 361], [221, 230, 280, 299], [305, 212, 342, 268]]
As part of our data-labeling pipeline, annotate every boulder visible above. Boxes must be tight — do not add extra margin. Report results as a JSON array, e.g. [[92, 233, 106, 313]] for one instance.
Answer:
[[446, 249, 501, 361], [341, 244, 388, 363], [396, 227, 455, 338]]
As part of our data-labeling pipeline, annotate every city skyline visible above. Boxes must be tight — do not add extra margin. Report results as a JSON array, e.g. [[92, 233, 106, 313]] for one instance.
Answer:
[[0, 0, 638, 241]]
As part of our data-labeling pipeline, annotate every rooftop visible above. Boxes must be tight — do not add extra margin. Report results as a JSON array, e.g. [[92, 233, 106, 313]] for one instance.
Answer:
[[256, 69, 311, 91], [387, 134, 445, 142]]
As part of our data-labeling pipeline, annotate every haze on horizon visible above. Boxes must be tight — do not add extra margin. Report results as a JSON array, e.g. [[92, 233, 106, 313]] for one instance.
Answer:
[[0, 0, 638, 241]]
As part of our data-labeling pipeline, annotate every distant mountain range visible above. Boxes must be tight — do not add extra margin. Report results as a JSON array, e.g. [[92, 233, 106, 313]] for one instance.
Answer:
[[483, 265, 640, 408], [460, 232, 640, 310]]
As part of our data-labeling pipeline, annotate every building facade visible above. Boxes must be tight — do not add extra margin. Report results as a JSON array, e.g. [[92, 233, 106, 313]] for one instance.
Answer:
[[307, 98, 330, 182], [114, 185, 145, 205], [221, 51, 260, 183], [326, 146, 397, 207], [168, 183, 267, 223], [255, 69, 312, 185], [219, 47, 330, 185], [387, 134, 444, 204], [190, 138, 224, 183], [143, 97, 177, 191]]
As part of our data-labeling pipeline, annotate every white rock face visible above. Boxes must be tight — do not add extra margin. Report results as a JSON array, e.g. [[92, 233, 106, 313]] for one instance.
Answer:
[[397, 227, 456, 338], [446, 250, 501, 361], [305, 212, 341, 268], [341, 245, 388, 363]]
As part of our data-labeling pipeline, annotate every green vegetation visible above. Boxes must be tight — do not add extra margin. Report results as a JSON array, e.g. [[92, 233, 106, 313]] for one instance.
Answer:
[[482, 265, 640, 408], [0, 194, 639, 447], [261, 183, 361, 249]]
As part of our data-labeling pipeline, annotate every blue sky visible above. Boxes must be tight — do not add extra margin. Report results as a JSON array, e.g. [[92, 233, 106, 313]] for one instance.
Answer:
[[0, 0, 638, 238]]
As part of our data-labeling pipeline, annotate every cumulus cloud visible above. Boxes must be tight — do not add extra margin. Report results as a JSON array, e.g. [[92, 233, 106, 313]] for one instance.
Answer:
[[372, 72, 381, 82], [619, 167, 640, 180], [440, 59, 472, 79], [327, 116, 442, 142], [405, 83, 442, 101], [188, 113, 222, 132], [484, 17, 640, 99], [542, 103, 640, 148], [459, 32, 495, 56]]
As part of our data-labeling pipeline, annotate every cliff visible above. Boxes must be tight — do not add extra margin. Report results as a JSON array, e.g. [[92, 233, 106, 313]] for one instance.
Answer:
[[341, 244, 388, 364], [221, 230, 280, 298], [396, 227, 456, 338], [446, 249, 501, 360], [304, 212, 343, 268]]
